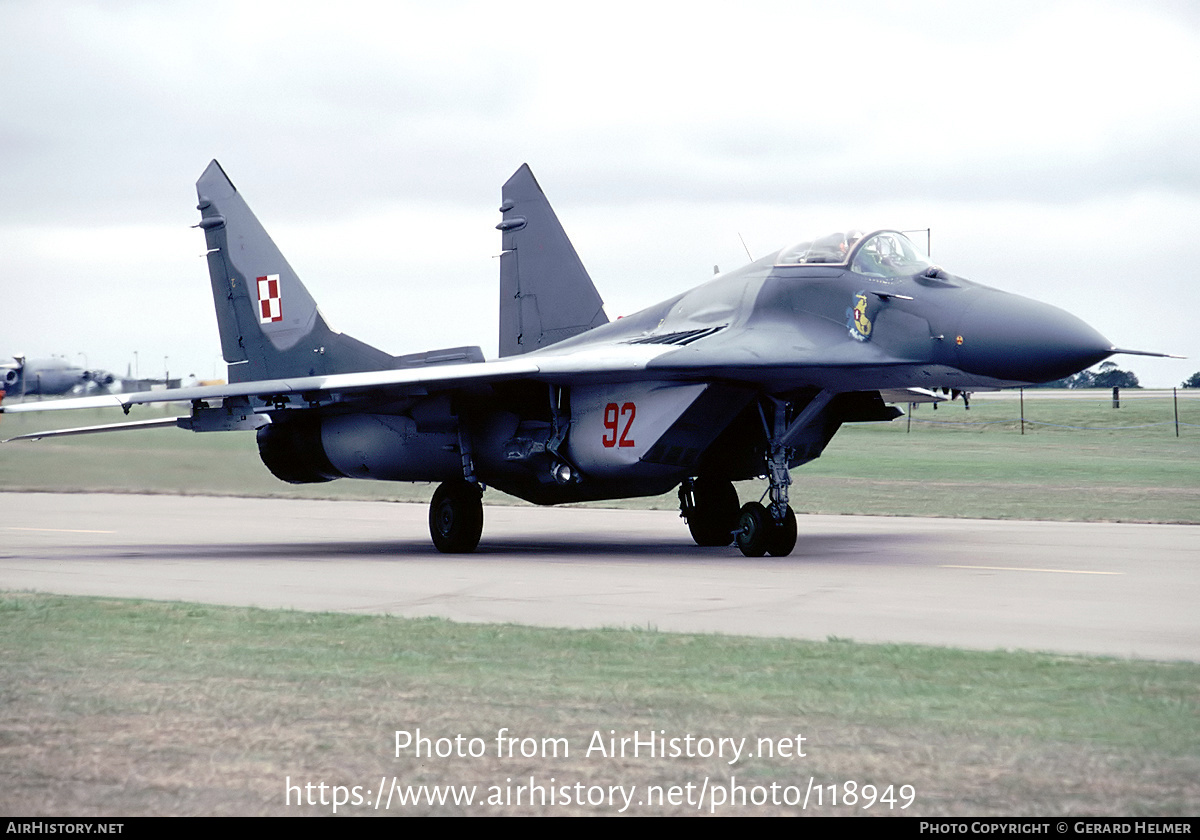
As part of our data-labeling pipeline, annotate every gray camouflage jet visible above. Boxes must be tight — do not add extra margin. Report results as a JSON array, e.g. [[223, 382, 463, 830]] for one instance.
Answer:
[[1, 161, 1168, 555]]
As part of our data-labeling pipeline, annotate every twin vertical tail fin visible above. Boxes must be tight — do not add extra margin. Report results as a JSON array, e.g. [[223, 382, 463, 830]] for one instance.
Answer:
[[195, 160, 395, 383], [497, 164, 608, 357], [196, 160, 601, 379]]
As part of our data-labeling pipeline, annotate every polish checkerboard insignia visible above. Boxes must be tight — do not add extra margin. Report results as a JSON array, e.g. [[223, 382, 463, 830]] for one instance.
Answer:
[[257, 274, 282, 324]]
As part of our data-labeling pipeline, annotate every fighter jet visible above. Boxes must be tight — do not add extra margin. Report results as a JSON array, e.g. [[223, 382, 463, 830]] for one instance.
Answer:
[[1, 161, 1167, 555]]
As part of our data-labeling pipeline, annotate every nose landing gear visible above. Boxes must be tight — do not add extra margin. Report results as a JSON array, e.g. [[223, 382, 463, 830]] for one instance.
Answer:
[[734, 501, 797, 557], [731, 390, 834, 557]]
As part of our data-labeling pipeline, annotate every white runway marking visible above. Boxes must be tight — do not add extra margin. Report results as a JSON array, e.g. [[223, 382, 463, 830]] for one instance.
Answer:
[[940, 564, 1123, 575]]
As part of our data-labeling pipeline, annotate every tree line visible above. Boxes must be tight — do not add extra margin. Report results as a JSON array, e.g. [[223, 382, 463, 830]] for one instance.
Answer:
[[1035, 363, 1200, 389]]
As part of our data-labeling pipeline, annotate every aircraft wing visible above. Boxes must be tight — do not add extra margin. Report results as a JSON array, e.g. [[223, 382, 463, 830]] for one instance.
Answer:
[[0, 345, 700, 419], [3, 417, 184, 442], [1, 338, 972, 427], [0, 356, 544, 416]]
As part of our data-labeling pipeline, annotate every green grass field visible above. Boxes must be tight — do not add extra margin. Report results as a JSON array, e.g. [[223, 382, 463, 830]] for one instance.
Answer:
[[2, 593, 1197, 816], [3, 390, 1197, 522]]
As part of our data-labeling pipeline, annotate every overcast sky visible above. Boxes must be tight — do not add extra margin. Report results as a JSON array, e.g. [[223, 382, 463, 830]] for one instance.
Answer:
[[2, 0, 1197, 386]]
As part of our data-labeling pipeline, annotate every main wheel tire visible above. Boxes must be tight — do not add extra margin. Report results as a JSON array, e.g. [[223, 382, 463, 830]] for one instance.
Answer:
[[765, 505, 797, 557], [734, 502, 770, 557], [685, 477, 740, 546], [429, 481, 484, 553]]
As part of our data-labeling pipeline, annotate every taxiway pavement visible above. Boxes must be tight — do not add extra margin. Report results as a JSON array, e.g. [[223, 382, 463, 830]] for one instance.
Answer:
[[2, 492, 1196, 660]]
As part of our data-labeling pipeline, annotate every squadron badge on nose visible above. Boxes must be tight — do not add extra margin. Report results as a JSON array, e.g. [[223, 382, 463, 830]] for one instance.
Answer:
[[846, 291, 873, 342]]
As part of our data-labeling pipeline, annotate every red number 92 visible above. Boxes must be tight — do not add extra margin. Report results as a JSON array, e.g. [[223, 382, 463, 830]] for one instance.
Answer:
[[602, 402, 636, 448]]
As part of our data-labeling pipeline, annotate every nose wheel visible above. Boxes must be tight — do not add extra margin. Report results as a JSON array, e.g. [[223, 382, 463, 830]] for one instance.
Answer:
[[734, 502, 797, 557]]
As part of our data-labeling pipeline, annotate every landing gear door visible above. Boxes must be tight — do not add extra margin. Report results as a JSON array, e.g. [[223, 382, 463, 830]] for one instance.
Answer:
[[567, 383, 707, 477]]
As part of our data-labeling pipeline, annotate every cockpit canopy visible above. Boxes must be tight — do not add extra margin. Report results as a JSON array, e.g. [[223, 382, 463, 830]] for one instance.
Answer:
[[776, 230, 864, 265], [776, 230, 931, 279]]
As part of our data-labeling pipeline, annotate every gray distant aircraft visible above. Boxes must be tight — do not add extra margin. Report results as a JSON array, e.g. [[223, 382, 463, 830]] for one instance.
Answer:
[[1, 161, 1172, 555], [1, 356, 114, 398]]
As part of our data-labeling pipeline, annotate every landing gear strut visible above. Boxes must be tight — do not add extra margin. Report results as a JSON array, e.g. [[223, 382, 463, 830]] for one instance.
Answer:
[[429, 480, 484, 553], [741, 405, 799, 557], [733, 392, 834, 558], [679, 476, 739, 546]]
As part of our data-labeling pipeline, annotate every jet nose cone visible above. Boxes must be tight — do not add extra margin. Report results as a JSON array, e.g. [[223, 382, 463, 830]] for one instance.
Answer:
[[955, 291, 1113, 384]]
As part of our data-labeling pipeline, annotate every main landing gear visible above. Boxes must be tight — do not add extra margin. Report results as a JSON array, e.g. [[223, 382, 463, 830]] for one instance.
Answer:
[[429, 480, 484, 553], [679, 476, 740, 546]]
